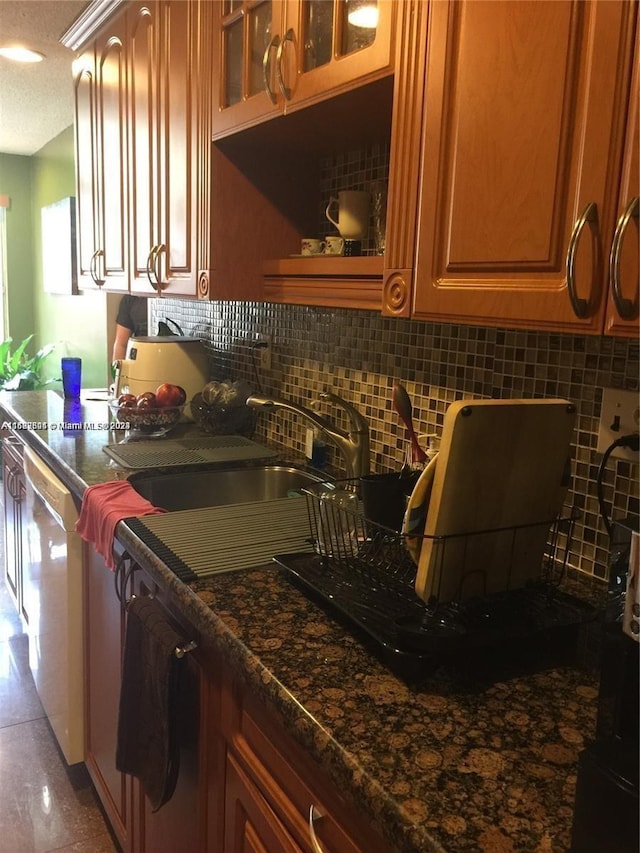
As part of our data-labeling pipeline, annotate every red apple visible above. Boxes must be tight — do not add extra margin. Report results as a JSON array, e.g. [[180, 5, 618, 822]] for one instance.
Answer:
[[136, 391, 157, 409], [118, 393, 137, 408], [155, 383, 187, 408]]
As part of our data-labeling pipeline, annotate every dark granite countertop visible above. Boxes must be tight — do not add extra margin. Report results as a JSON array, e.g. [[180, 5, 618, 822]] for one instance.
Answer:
[[1, 390, 605, 853]]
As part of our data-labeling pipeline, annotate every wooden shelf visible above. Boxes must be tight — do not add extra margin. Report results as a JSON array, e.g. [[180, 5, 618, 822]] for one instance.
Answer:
[[263, 255, 384, 310], [263, 255, 383, 276]]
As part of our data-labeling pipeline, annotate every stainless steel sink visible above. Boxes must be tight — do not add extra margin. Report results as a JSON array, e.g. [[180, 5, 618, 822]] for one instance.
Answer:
[[130, 464, 327, 511]]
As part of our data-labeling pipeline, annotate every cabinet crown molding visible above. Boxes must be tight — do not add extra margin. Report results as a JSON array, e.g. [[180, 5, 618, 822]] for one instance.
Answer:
[[60, 0, 126, 51]]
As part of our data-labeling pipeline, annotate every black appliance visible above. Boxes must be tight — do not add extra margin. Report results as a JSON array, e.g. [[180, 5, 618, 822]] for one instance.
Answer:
[[571, 517, 639, 853]]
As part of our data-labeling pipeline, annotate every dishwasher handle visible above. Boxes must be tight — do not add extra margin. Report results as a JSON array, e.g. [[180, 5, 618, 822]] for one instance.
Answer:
[[23, 445, 79, 531]]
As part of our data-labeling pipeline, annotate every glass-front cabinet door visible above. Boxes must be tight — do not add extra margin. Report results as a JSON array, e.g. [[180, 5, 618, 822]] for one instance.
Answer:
[[212, 0, 395, 137], [212, 0, 286, 137], [279, 0, 394, 110]]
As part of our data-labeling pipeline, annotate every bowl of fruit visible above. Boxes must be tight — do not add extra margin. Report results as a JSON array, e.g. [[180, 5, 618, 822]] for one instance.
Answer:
[[109, 383, 187, 436]]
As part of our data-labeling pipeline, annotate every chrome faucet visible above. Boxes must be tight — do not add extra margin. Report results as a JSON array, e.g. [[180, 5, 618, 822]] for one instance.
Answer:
[[246, 391, 370, 478]]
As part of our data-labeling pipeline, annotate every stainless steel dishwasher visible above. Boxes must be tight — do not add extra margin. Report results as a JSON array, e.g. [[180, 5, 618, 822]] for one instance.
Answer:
[[22, 446, 84, 764]]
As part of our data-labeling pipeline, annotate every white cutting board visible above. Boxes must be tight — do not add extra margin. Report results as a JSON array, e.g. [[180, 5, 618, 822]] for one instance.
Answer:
[[414, 399, 576, 604]]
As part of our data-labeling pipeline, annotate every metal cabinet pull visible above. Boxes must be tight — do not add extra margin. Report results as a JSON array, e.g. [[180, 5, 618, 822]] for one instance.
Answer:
[[10, 465, 22, 500], [609, 196, 639, 320], [114, 550, 133, 605], [90, 249, 104, 287], [6, 465, 18, 499], [262, 34, 281, 104], [276, 28, 295, 101], [175, 640, 197, 658], [146, 245, 159, 290], [308, 804, 326, 853], [566, 201, 598, 319], [154, 243, 167, 291]]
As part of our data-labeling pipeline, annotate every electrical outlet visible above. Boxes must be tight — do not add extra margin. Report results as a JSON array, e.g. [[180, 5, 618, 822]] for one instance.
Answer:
[[597, 388, 640, 460], [257, 334, 272, 370]]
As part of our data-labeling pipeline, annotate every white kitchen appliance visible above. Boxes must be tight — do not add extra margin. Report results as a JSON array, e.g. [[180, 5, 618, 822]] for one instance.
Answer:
[[22, 446, 84, 764], [114, 336, 209, 406]]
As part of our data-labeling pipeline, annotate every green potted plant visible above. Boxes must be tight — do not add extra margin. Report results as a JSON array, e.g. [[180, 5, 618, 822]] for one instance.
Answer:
[[0, 335, 56, 391]]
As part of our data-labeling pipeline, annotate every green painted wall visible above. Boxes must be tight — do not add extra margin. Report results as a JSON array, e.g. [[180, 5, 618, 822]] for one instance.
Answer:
[[0, 127, 110, 390], [31, 126, 109, 389], [0, 152, 34, 345]]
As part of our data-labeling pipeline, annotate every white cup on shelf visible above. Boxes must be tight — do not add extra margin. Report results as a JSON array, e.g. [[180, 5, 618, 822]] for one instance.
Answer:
[[301, 238, 325, 255], [324, 235, 345, 256]]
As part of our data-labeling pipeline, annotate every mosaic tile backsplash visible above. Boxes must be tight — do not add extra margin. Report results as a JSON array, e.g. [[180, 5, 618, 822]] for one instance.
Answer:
[[151, 297, 639, 583]]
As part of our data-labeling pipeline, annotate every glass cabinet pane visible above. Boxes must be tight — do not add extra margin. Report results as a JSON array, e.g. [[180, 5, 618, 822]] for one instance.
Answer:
[[303, 0, 334, 72], [341, 0, 377, 55], [224, 18, 243, 106], [248, 1, 273, 95]]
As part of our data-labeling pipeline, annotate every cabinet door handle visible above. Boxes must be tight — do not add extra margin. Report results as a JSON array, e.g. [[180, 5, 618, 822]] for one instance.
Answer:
[[154, 244, 167, 291], [566, 202, 598, 319], [262, 34, 281, 104], [6, 465, 17, 499], [308, 804, 326, 853], [114, 551, 141, 607], [90, 249, 104, 287], [609, 196, 639, 320], [276, 28, 295, 101], [146, 245, 159, 290]]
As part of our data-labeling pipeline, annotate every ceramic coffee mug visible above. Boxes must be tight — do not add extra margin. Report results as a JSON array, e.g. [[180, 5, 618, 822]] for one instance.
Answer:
[[301, 238, 325, 255], [324, 235, 345, 256], [325, 190, 370, 240]]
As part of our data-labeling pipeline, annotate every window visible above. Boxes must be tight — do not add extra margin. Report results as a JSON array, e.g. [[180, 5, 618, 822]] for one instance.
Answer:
[[0, 196, 7, 340]]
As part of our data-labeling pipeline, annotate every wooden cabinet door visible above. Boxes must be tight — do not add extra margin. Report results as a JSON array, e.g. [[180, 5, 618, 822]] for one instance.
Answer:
[[72, 47, 103, 291], [2, 439, 24, 613], [136, 652, 203, 852], [84, 546, 128, 849], [405, 0, 636, 334], [220, 673, 394, 853], [128, 1, 159, 295], [225, 752, 303, 853], [124, 566, 204, 853], [211, 0, 287, 139], [155, 0, 207, 297], [279, 0, 395, 112], [128, 0, 209, 298], [95, 17, 129, 291], [604, 14, 639, 337]]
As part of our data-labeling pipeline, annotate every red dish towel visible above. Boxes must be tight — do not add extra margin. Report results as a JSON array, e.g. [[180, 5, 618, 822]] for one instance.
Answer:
[[75, 480, 165, 570]]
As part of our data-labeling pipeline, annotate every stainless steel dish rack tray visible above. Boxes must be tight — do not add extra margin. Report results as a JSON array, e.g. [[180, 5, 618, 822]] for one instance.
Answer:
[[274, 480, 596, 677]]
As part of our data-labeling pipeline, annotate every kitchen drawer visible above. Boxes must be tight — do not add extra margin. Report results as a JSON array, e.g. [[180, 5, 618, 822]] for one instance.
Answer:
[[225, 751, 302, 853], [221, 676, 391, 853]]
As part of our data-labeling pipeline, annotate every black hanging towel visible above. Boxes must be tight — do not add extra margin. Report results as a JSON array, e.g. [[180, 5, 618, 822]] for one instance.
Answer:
[[116, 595, 185, 811]]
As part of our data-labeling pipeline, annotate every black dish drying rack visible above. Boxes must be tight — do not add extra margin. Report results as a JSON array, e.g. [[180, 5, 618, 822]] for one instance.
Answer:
[[275, 480, 597, 677]]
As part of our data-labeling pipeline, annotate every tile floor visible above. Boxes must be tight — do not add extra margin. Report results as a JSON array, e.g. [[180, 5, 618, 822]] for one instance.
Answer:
[[0, 520, 117, 852]]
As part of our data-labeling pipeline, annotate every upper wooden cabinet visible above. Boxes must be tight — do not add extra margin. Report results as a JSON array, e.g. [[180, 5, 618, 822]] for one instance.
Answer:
[[604, 14, 639, 337], [211, 0, 396, 139], [72, 50, 100, 291], [69, 0, 212, 298], [210, 0, 284, 137], [383, 0, 638, 336], [73, 25, 128, 292], [128, 0, 211, 297]]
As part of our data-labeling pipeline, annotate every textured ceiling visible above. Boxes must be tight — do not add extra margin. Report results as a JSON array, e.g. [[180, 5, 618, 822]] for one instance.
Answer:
[[0, 1, 90, 156]]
